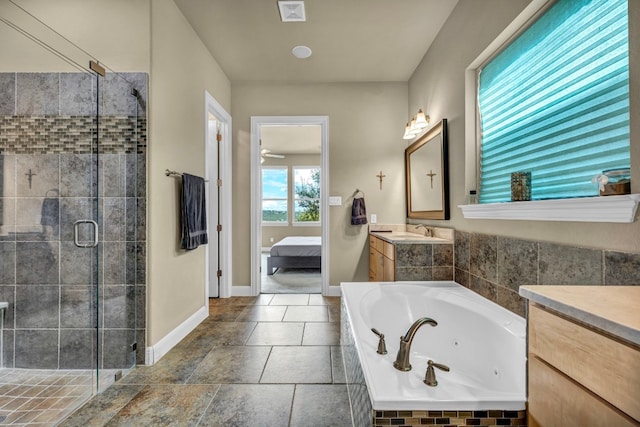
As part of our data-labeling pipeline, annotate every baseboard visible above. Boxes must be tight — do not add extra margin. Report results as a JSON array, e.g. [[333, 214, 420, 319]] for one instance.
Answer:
[[230, 285, 337, 297], [232, 285, 252, 296], [145, 304, 208, 365], [326, 285, 341, 297]]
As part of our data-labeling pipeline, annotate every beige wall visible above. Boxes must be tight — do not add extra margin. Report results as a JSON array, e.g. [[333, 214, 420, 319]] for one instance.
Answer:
[[261, 154, 322, 248], [408, 0, 640, 254], [232, 82, 408, 286], [148, 0, 231, 345], [0, 0, 149, 72]]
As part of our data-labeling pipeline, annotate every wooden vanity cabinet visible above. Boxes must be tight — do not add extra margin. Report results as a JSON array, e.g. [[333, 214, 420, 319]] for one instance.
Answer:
[[527, 304, 640, 426], [368, 235, 394, 281]]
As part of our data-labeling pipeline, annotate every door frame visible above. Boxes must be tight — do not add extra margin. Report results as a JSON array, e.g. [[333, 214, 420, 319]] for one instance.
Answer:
[[250, 116, 330, 296], [205, 91, 232, 299]]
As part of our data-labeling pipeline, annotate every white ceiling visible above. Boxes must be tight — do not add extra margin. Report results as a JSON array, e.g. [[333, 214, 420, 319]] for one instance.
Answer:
[[173, 0, 459, 83], [176, 0, 459, 151]]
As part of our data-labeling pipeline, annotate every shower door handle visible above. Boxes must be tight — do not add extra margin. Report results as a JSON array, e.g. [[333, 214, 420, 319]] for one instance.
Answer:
[[73, 220, 99, 248]]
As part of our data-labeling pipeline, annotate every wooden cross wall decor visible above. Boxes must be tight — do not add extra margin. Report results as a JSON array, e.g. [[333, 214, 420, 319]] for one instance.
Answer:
[[426, 169, 437, 189], [376, 170, 386, 190]]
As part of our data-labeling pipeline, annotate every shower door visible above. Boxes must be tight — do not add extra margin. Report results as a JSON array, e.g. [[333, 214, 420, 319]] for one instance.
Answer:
[[0, 1, 142, 398], [93, 65, 143, 378]]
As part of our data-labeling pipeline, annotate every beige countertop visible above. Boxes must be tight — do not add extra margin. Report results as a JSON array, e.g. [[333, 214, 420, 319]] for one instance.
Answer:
[[369, 224, 453, 244], [369, 231, 451, 244], [520, 285, 640, 347]]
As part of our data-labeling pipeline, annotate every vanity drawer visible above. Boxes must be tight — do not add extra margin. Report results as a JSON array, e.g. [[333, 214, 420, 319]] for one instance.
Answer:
[[529, 304, 640, 421], [528, 355, 637, 427], [383, 241, 394, 260]]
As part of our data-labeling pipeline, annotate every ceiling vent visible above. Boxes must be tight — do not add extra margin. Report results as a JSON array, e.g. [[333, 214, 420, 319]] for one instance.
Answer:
[[278, 1, 306, 22]]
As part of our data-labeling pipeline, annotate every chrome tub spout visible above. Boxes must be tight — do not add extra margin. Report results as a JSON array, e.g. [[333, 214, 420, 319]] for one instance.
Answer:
[[393, 317, 437, 371]]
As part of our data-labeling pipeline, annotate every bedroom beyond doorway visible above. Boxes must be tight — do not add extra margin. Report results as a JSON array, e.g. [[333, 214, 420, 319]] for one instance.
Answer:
[[251, 116, 329, 296], [260, 251, 321, 294]]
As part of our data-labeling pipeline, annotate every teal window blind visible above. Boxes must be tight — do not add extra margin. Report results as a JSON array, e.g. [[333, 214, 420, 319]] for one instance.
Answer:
[[478, 0, 630, 203]]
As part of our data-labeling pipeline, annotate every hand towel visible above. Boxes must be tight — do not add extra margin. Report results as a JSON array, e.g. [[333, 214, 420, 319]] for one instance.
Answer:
[[181, 173, 208, 250], [351, 197, 368, 225]]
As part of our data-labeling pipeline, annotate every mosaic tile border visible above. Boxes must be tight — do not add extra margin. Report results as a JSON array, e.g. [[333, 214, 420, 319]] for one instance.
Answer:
[[373, 409, 526, 426], [0, 116, 146, 154]]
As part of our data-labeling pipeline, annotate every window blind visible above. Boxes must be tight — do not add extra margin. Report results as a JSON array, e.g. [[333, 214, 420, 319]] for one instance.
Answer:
[[478, 0, 630, 203]]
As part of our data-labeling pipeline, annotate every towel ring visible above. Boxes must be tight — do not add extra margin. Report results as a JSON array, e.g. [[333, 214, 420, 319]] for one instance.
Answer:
[[353, 188, 365, 198]]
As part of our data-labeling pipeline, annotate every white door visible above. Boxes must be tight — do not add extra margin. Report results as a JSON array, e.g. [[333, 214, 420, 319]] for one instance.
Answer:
[[205, 92, 232, 299]]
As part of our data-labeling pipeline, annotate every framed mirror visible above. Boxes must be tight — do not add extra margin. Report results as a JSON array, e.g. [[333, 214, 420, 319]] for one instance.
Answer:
[[405, 118, 450, 220]]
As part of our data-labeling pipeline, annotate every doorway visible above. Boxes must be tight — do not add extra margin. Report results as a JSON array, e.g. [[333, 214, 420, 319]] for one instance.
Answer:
[[250, 116, 329, 296]]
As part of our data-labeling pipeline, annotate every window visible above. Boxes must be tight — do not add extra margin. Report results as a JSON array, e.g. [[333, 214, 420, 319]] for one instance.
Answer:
[[477, 0, 630, 204], [293, 166, 320, 224], [262, 167, 288, 224]]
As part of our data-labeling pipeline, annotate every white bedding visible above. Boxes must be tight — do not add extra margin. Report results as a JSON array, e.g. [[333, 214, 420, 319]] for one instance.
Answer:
[[270, 236, 322, 257]]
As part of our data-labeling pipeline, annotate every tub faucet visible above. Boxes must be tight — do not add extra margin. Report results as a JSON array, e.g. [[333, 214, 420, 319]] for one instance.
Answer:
[[393, 317, 438, 371]]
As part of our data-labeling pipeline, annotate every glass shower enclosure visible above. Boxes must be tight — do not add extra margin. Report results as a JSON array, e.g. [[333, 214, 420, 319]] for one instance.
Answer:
[[0, 2, 145, 422]]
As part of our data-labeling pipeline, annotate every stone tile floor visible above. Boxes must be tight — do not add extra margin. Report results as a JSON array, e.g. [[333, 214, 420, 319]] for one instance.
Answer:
[[0, 369, 117, 426], [59, 294, 353, 426]]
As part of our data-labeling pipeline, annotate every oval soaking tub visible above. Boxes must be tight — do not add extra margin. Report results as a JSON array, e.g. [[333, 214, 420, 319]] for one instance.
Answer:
[[340, 281, 526, 426]]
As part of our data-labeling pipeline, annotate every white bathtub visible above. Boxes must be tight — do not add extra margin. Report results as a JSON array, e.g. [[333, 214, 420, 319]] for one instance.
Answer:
[[341, 281, 526, 412]]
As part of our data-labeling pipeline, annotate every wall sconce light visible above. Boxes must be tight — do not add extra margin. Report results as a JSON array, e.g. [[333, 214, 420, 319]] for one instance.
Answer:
[[402, 108, 430, 139]]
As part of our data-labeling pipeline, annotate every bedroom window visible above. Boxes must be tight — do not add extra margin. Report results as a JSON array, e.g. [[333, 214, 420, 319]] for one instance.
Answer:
[[477, 0, 630, 204], [293, 166, 320, 224], [262, 166, 288, 224]]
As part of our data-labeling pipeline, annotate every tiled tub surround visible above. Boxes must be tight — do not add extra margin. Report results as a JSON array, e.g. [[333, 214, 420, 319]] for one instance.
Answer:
[[341, 281, 526, 427], [370, 225, 455, 281], [454, 230, 640, 317], [395, 242, 454, 281], [0, 72, 147, 369]]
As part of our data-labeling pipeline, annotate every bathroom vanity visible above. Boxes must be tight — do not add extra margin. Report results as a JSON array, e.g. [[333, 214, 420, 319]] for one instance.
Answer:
[[520, 285, 640, 426], [368, 225, 453, 282]]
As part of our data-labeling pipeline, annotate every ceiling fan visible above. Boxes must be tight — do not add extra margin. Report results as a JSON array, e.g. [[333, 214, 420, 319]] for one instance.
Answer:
[[261, 148, 285, 163]]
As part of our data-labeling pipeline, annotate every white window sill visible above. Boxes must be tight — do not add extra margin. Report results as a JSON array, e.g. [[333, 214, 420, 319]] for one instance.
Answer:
[[459, 194, 640, 223], [292, 222, 321, 227]]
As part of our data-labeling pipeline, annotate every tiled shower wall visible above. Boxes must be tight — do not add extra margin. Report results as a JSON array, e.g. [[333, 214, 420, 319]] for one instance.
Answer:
[[454, 230, 640, 317], [0, 72, 147, 369]]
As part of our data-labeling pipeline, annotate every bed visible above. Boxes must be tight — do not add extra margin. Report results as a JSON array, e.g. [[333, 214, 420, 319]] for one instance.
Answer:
[[266, 236, 321, 275]]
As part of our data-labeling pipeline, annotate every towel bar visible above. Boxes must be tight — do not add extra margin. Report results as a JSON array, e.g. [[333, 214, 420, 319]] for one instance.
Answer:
[[165, 169, 209, 182]]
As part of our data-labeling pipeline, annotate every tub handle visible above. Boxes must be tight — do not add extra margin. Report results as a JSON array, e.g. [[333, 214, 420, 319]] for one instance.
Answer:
[[371, 328, 387, 355], [424, 359, 450, 387]]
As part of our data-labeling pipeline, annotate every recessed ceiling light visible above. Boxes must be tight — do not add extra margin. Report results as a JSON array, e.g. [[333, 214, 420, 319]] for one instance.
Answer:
[[278, 1, 306, 22], [292, 45, 312, 59]]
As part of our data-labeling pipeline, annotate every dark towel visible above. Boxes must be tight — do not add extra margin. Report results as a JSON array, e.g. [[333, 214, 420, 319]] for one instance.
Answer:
[[40, 197, 59, 227], [181, 173, 208, 250], [351, 197, 367, 225]]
